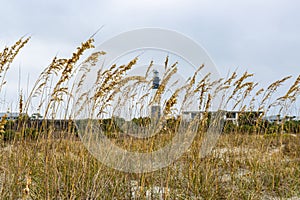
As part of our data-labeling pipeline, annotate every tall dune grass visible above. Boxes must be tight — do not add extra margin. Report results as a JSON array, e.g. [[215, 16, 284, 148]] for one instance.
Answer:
[[0, 37, 299, 199]]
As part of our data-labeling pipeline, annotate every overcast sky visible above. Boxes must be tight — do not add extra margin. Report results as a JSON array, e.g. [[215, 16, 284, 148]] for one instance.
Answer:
[[1, 0, 299, 111]]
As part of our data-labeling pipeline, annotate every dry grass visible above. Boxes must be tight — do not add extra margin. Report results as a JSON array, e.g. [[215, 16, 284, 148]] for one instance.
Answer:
[[0, 134, 299, 199], [0, 37, 299, 199]]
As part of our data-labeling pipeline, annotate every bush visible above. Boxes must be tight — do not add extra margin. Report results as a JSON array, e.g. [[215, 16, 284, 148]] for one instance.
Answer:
[[2, 129, 16, 141], [24, 128, 38, 140], [266, 123, 281, 134], [223, 121, 238, 133], [239, 124, 255, 134], [284, 120, 300, 133]]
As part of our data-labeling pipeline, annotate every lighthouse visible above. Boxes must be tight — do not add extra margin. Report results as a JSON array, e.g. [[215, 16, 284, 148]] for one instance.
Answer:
[[151, 70, 161, 120]]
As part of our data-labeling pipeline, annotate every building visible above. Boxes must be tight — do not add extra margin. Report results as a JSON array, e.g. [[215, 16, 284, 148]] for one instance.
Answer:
[[182, 110, 263, 126], [151, 105, 161, 120], [263, 115, 297, 124], [152, 70, 160, 89], [151, 70, 161, 120], [0, 112, 20, 121]]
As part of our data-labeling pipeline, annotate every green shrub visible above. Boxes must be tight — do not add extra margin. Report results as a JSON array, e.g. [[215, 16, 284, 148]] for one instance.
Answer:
[[24, 128, 38, 140], [2, 129, 16, 141]]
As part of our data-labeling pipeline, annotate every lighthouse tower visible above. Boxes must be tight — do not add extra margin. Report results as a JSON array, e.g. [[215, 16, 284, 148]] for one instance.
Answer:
[[151, 70, 161, 120]]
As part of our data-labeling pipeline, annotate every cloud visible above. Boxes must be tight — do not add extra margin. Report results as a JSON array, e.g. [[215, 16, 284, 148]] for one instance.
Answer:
[[1, 0, 300, 110]]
